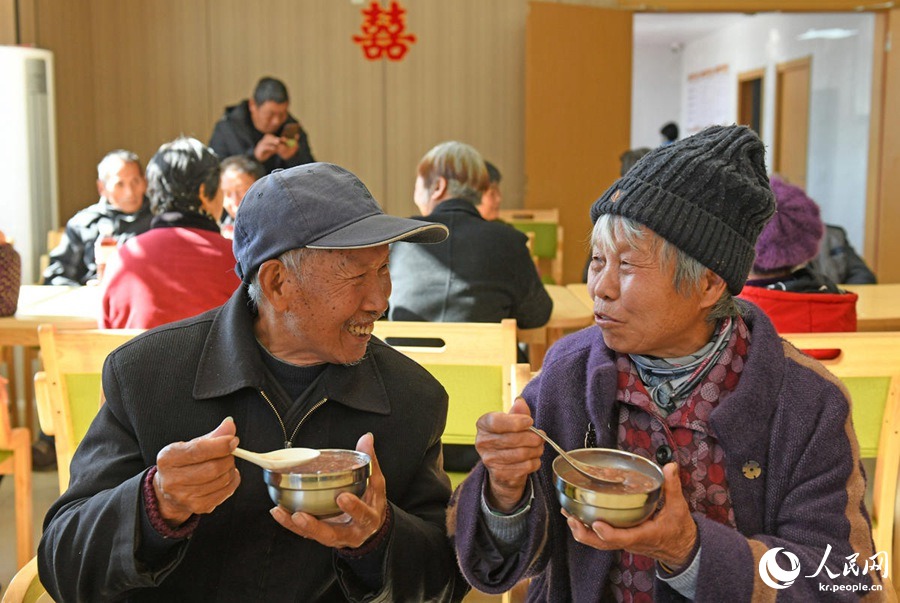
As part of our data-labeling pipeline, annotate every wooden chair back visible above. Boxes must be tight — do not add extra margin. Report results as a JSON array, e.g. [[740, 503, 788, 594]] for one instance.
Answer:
[[782, 331, 900, 579], [498, 210, 562, 280], [372, 319, 521, 489], [498, 208, 559, 223], [36, 324, 142, 493], [0, 374, 32, 569], [372, 319, 519, 444], [0, 557, 47, 603]]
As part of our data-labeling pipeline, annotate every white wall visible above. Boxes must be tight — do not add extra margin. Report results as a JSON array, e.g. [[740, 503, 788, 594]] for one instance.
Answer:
[[671, 13, 874, 250], [631, 43, 683, 150]]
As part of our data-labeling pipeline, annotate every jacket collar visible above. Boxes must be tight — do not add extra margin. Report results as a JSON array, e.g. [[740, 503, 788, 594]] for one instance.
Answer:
[[430, 198, 483, 218], [192, 287, 392, 416]]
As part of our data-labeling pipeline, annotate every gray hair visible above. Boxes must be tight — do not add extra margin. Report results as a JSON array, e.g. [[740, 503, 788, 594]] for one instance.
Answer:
[[247, 247, 312, 309], [417, 141, 488, 205], [97, 149, 141, 183], [591, 215, 740, 322]]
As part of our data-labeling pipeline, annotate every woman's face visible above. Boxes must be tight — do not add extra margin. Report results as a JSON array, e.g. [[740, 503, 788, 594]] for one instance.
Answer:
[[587, 227, 721, 357]]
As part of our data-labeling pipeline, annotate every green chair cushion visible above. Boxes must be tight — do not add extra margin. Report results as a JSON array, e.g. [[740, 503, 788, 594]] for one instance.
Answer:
[[844, 376, 889, 459], [0, 449, 11, 464], [510, 222, 558, 258], [64, 373, 103, 449], [424, 364, 503, 446]]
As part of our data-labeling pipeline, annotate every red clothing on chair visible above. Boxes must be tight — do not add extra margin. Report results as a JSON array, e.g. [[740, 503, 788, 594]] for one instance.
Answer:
[[101, 227, 239, 329], [737, 285, 857, 333]]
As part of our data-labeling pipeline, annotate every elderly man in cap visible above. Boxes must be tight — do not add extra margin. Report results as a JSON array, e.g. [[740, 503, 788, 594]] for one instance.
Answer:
[[450, 126, 888, 601], [39, 164, 470, 602]]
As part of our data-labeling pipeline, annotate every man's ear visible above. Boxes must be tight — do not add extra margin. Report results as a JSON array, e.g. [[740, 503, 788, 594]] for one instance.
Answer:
[[96, 179, 106, 199], [430, 177, 448, 202], [257, 259, 291, 311]]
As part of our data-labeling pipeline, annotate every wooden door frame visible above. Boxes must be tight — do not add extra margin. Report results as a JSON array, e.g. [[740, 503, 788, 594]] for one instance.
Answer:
[[773, 56, 811, 187], [737, 67, 765, 136]]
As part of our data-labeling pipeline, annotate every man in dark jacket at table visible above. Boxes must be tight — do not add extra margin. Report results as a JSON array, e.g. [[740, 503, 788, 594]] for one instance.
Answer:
[[389, 141, 552, 329], [209, 76, 315, 175], [43, 149, 152, 286], [38, 163, 469, 602]]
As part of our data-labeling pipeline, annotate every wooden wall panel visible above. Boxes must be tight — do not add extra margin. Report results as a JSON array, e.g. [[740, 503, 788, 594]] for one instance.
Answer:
[[207, 0, 386, 204], [0, 0, 16, 45], [89, 1, 212, 173], [384, 0, 527, 217], [875, 8, 900, 282], [526, 2, 632, 283], [33, 0, 97, 223]]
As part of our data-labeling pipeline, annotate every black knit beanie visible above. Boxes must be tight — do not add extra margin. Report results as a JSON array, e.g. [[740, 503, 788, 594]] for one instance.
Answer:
[[590, 125, 775, 295]]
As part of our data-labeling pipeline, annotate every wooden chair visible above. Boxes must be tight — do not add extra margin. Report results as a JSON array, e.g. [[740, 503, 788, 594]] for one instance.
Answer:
[[35, 324, 142, 493], [372, 319, 520, 488], [0, 557, 47, 603], [499, 209, 563, 285], [0, 374, 32, 570], [782, 331, 900, 581], [37, 228, 65, 279]]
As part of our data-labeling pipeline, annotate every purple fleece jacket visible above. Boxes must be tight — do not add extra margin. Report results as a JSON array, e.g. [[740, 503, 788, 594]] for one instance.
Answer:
[[449, 303, 889, 602]]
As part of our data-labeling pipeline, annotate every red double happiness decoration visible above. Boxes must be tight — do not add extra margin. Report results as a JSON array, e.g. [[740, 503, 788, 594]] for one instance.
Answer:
[[353, 1, 417, 61]]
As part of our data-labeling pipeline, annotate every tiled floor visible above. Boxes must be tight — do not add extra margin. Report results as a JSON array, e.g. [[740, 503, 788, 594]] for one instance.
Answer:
[[0, 469, 59, 597]]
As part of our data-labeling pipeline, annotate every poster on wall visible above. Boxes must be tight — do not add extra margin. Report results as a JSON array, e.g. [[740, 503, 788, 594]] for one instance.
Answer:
[[685, 64, 731, 135]]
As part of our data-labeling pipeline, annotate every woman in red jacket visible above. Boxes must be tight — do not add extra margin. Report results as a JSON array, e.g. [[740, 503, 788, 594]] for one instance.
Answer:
[[101, 137, 240, 329]]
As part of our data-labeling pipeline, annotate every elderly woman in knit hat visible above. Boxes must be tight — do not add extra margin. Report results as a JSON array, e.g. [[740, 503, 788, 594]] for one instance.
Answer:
[[449, 126, 885, 601], [739, 175, 858, 334]]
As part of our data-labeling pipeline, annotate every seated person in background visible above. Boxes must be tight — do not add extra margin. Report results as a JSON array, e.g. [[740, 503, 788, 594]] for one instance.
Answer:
[[450, 126, 886, 600], [389, 141, 552, 328], [0, 230, 21, 316], [810, 223, 878, 285], [618, 147, 651, 176], [660, 121, 679, 145], [209, 76, 315, 175], [739, 174, 857, 334], [477, 160, 503, 221], [101, 137, 240, 329], [218, 155, 264, 235], [43, 150, 152, 286], [39, 163, 469, 602]]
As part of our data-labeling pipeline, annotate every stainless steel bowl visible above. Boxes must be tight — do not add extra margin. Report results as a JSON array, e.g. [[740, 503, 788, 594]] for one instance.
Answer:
[[263, 449, 371, 518], [553, 448, 663, 528]]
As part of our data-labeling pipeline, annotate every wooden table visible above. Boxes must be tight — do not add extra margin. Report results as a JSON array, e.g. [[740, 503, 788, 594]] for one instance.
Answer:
[[568, 282, 900, 333], [1, 286, 100, 428], [843, 283, 900, 332], [0, 286, 100, 347], [566, 283, 594, 314], [518, 284, 594, 368]]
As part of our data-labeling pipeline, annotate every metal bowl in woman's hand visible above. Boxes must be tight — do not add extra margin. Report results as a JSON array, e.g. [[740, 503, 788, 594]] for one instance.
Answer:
[[553, 448, 663, 528]]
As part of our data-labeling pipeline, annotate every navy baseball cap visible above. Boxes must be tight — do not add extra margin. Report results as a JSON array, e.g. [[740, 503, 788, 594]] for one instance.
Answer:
[[233, 162, 448, 281]]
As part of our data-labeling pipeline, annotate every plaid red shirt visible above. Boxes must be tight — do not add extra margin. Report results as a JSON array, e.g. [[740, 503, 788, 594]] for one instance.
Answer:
[[606, 317, 750, 602]]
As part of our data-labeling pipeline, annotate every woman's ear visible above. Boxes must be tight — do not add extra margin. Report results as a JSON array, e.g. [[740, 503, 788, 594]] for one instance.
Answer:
[[700, 271, 729, 309]]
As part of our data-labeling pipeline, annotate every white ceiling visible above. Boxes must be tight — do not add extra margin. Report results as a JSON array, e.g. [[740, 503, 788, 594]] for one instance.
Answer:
[[633, 13, 755, 46]]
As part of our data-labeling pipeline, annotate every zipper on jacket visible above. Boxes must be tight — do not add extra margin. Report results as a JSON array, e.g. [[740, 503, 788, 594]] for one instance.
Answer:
[[259, 390, 328, 449]]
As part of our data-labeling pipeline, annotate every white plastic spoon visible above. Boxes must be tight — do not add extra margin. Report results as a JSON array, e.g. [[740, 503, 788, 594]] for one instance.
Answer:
[[232, 447, 321, 472]]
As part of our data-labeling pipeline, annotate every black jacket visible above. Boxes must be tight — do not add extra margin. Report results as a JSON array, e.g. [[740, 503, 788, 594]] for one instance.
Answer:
[[38, 286, 469, 602], [43, 198, 152, 286], [389, 199, 553, 329], [209, 100, 315, 174]]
